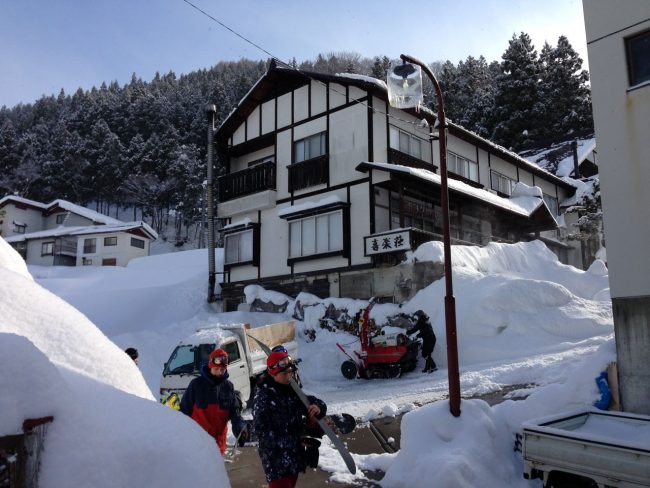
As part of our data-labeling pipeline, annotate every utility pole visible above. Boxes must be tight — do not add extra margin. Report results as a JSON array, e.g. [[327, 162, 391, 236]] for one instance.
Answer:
[[206, 104, 217, 303]]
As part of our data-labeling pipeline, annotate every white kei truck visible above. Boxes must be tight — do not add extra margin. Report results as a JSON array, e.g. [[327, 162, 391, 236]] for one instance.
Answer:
[[522, 408, 650, 487], [160, 318, 298, 406]]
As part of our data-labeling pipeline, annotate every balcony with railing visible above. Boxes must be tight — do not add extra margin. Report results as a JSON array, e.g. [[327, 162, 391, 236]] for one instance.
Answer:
[[54, 238, 77, 256], [218, 161, 276, 203], [288, 155, 329, 192]]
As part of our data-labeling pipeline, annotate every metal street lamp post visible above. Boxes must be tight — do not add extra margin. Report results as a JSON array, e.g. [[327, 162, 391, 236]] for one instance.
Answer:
[[388, 54, 461, 417], [206, 104, 217, 303]]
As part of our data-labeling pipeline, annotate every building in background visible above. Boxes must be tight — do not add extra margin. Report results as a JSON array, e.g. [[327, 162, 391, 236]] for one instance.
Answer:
[[0, 196, 157, 267], [583, 0, 650, 414], [213, 63, 582, 310]]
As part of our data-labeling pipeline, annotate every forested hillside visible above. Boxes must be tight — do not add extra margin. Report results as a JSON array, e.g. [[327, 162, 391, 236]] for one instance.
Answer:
[[0, 33, 592, 245]]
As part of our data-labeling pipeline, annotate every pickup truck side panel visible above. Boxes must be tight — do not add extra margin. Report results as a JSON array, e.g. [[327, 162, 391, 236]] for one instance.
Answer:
[[522, 409, 650, 487]]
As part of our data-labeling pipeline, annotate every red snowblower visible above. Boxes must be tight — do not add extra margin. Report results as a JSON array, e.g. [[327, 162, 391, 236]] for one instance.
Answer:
[[336, 301, 418, 379]]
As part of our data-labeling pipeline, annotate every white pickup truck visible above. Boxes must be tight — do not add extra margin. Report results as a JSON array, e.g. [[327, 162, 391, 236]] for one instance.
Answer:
[[160, 317, 298, 406], [522, 408, 650, 487]]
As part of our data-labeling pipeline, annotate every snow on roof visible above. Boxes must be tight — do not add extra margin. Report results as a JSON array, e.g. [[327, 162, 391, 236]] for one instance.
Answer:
[[0, 196, 125, 225], [334, 72, 388, 90], [519, 136, 596, 177], [278, 195, 344, 217], [48, 199, 123, 225], [357, 161, 545, 217], [0, 195, 47, 209], [4, 221, 158, 242], [222, 217, 253, 230]]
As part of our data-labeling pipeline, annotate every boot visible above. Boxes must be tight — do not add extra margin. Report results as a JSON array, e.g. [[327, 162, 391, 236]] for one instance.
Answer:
[[423, 356, 437, 373]]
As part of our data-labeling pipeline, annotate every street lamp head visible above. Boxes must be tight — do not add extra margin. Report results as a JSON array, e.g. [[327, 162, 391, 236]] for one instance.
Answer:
[[387, 61, 423, 110]]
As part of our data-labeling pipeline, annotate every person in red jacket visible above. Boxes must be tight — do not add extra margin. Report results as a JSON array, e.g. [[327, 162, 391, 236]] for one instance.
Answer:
[[180, 348, 248, 454]]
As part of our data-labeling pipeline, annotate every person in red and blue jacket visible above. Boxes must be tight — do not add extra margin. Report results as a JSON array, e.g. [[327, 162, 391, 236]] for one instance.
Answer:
[[180, 348, 248, 454]]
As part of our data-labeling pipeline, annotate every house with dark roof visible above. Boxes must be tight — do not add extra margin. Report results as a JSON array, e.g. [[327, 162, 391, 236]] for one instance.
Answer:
[[519, 132, 602, 268], [0, 196, 157, 266], [214, 63, 580, 310]]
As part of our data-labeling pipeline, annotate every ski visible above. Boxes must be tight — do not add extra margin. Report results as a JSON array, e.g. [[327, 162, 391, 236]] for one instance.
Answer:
[[246, 335, 357, 475]]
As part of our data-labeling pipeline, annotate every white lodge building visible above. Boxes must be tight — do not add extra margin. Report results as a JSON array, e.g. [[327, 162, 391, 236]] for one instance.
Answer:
[[0, 196, 157, 267], [215, 63, 578, 310]]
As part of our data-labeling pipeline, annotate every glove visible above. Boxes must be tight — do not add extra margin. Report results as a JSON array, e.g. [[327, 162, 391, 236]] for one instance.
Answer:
[[237, 424, 250, 447]]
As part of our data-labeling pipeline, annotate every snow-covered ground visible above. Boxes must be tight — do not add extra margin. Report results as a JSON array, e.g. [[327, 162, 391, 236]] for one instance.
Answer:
[[1, 237, 616, 487]]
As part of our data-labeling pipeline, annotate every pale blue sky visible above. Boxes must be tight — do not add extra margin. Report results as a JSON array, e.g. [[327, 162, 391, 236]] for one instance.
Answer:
[[0, 0, 588, 107]]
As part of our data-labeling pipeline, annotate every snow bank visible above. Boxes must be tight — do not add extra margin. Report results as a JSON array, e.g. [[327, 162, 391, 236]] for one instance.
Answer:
[[0, 237, 230, 487]]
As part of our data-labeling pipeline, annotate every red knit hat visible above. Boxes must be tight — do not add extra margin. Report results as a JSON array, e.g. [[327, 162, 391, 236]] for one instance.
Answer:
[[208, 348, 229, 368], [267, 350, 291, 375]]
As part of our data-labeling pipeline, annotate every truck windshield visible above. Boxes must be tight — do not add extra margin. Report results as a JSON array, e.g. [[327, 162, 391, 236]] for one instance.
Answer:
[[163, 344, 216, 375]]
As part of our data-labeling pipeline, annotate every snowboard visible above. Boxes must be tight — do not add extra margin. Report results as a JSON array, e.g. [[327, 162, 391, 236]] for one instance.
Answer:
[[246, 334, 357, 475]]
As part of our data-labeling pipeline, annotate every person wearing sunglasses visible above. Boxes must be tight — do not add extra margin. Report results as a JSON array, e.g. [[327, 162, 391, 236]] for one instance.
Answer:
[[253, 349, 327, 488], [180, 348, 248, 455]]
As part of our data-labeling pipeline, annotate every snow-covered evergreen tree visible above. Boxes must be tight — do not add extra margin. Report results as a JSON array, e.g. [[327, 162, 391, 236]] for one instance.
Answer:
[[491, 33, 544, 150]]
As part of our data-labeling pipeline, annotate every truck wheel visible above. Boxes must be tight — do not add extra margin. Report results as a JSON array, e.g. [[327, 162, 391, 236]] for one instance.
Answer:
[[545, 472, 598, 488], [341, 360, 358, 379]]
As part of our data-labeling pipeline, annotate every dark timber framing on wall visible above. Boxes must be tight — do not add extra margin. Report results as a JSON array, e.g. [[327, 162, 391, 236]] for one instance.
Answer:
[[214, 63, 573, 297]]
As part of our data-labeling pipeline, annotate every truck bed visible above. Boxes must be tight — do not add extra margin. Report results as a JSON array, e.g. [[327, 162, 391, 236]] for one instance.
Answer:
[[522, 409, 650, 487]]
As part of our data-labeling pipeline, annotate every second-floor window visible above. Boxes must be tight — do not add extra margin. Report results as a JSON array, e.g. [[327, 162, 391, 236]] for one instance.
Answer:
[[448, 152, 478, 182], [41, 241, 54, 256], [13, 222, 26, 234], [389, 126, 422, 159], [294, 132, 326, 163], [83, 238, 96, 254], [490, 170, 516, 196], [104, 236, 117, 246], [130, 237, 145, 249], [56, 214, 66, 224], [626, 29, 650, 87], [289, 210, 343, 258], [224, 229, 253, 265]]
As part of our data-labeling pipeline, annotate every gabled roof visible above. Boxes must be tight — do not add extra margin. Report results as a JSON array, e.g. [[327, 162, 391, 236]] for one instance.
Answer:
[[0, 196, 123, 225], [216, 62, 389, 145], [4, 221, 158, 243], [519, 133, 597, 178], [216, 63, 574, 190], [0, 195, 47, 211]]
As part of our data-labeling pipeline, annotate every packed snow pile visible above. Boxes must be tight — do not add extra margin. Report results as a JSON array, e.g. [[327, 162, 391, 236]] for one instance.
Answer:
[[20, 237, 615, 487], [0, 238, 230, 488]]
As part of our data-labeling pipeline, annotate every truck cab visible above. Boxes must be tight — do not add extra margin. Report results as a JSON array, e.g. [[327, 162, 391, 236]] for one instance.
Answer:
[[160, 318, 298, 406], [161, 333, 252, 403]]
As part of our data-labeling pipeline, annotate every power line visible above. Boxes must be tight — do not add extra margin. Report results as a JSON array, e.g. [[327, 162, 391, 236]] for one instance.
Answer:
[[180, 0, 434, 131]]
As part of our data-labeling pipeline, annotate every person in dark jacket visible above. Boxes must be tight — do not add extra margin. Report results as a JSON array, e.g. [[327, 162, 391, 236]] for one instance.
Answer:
[[407, 310, 437, 373], [253, 349, 326, 488], [180, 348, 247, 455], [124, 347, 139, 365]]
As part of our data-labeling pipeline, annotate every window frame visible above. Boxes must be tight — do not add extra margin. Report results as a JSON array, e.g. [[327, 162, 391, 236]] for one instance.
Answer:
[[490, 170, 516, 196], [56, 214, 66, 224], [83, 238, 97, 254], [294, 132, 327, 163], [447, 151, 479, 183], [41, 241, 54, 256], [626, 29, 650, 88], [222, 223, 260, 269], [104, 236, 118, 246], [224, 229, 254, 266], [389, 125, 426, 159], [282, 202, 350, 264], [130, 237, 145, 249], [13, 222, 26, 234]]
